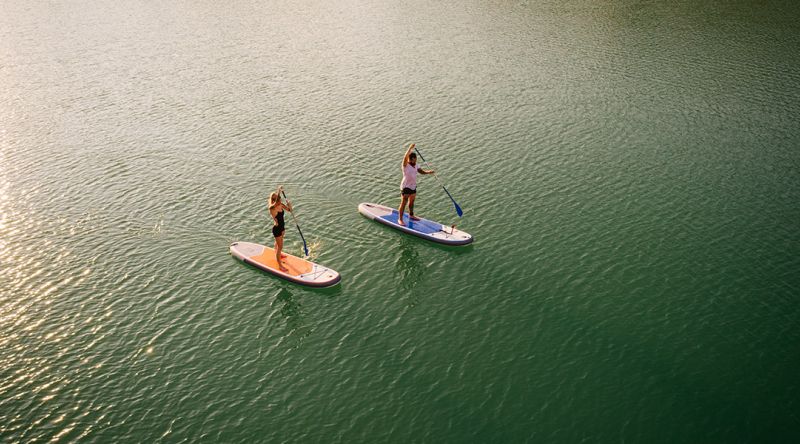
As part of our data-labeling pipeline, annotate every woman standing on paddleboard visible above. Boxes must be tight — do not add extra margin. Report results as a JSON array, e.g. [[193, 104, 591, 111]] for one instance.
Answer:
[[269, 185, 292, 271], [398, 143, 434, 226]]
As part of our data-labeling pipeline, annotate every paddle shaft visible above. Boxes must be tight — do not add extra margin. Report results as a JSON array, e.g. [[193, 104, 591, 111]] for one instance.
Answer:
[[281, 191, 309, 256], [413, 147, 463, 217]]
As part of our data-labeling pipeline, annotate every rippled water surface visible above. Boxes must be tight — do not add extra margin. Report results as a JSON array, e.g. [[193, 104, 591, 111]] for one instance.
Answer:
[[2, 0, 799, 442]]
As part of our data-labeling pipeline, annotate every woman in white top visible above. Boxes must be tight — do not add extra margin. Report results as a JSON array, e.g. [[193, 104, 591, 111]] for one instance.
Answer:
[[398, 143, 434, 226]]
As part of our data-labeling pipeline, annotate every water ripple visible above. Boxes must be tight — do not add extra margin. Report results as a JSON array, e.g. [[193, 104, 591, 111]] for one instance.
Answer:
[[2, 0, 799, 442]]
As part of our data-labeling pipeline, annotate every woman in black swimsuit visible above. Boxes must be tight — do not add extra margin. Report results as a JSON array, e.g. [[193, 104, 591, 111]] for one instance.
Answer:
[[269, 185, 293, 271]]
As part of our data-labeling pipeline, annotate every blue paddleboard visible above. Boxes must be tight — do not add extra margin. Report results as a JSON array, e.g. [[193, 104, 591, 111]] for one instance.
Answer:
[[358, 203, 473, 245]]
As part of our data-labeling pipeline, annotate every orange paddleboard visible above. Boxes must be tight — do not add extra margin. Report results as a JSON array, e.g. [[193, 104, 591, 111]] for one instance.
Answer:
[[230, 242, 340, 287]]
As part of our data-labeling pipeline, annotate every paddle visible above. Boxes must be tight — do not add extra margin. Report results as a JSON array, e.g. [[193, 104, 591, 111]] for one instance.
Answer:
[[281, 190, 309, 257], [414, 147, 463, 217]]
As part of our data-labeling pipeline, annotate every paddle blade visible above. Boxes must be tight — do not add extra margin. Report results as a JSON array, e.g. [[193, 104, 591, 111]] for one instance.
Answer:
[[296, 225, 309, 256], [415, 148, 463, 217], [442, 186, 463, 217]]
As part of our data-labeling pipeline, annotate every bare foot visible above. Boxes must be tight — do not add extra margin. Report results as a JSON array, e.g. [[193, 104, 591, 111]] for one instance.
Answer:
[[397, 218, 405, 226], [279, 264, 289, 272], [409, 215, 420, 221]]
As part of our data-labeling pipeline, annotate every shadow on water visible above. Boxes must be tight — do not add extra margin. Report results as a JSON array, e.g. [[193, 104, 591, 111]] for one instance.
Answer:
[[270, 286, 314, 350], [306, 281, 343, 297], [423, 239, 475, 255], [267, 275, 343, 298], [395, 236, 424, 291], [267, 280, 339, 350], [273, 286, 300, 319]]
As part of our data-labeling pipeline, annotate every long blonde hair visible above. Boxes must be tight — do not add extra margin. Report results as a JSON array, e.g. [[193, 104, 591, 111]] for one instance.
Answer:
[[269, 192, 280, 209]]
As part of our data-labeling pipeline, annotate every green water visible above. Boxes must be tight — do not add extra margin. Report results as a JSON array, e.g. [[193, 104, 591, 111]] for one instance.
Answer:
[[2, 0, 799, 442]]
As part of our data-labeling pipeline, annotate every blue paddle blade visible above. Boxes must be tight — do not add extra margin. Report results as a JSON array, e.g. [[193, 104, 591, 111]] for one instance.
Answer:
[[415, 147, 463, 217], [297, 228, 309, 256], [442, 186, 463, 217]]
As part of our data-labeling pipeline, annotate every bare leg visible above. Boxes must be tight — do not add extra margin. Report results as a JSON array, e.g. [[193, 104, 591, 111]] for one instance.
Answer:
[[408, 194, 419, 220], [398, 194, 408, 225], [275, 235, 288, 271]]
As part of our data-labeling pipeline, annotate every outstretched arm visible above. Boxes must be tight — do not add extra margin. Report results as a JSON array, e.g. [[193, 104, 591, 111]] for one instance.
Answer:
[[418, 167, 435, 175], [402, 143, 416, 167]]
